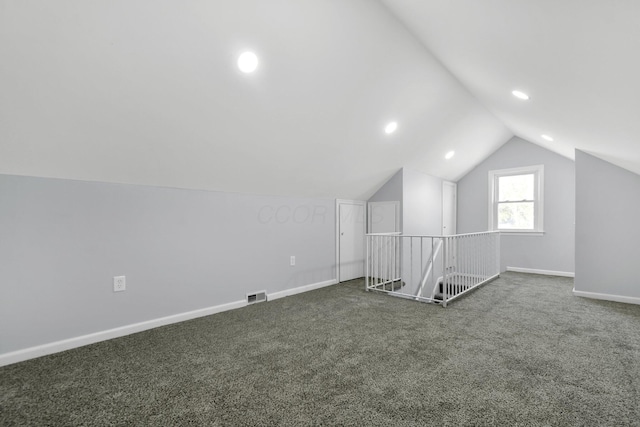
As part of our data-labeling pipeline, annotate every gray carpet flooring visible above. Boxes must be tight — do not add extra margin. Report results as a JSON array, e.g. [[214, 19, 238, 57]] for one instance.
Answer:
[[1, 272, 639, 426]]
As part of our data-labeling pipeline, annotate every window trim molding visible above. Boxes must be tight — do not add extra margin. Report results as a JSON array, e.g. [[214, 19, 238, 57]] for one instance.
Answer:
[[488, 164, 544, 234]]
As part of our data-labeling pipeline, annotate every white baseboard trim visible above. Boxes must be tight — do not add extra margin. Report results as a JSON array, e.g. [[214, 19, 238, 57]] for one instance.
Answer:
[[572, 289, 640, 306], [0, 278, 340, 368], [0, 299, 247, 368], [506, 267, 575, 278], [268, 279, 338, 301]]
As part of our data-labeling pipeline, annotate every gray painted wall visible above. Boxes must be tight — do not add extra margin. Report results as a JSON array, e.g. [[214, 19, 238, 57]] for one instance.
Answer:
[[0, 174, 335, 354], [574, 150, 640, 299], [402, 168, 442, 235], [457, 137, 575, 272], [368, 169, 403, 231], [367, 168, 444, 235]]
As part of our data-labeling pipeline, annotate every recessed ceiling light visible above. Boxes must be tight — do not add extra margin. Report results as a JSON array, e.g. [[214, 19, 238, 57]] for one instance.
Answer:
[[384, 121, 398, 134], [512, 90, 530, 100], [541, 134, 554, 142], [445, 151, 455, 160], [238, 52, 258, 73]]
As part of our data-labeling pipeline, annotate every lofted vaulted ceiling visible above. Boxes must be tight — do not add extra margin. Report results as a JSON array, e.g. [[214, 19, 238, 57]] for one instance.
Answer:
[[381, 0, 640, 176], [3, 1, 636, 201], [0, 0, 511, 200]]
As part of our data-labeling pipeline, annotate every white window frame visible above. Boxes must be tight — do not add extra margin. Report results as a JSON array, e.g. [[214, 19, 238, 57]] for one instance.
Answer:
[[488, 165, 544, 235]]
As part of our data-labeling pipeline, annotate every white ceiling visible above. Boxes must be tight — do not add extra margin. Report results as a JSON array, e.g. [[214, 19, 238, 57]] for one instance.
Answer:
[[381, 0, 640, 176], [0, 0, 511, 200], [12, 1, 639, 199], [3, 0, 639, 200]]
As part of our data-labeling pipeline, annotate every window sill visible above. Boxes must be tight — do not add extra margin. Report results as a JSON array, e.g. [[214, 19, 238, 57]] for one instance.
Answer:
[[499, 230, 545, 237]]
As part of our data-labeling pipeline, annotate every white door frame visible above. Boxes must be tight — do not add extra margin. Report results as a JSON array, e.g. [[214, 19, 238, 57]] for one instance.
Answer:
[[335, 199, 366, 283], [442, 181, 457, 235]]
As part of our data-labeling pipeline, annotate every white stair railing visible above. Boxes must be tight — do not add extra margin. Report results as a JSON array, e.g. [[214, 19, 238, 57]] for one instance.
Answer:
[[365, 231, 500, 307], [367, 233, 402, 292]]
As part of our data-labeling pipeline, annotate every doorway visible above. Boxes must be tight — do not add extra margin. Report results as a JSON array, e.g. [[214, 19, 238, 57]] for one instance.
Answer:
[[367, 201, 401, 285], [442, 181, 457, 235], [336, 200, 366, 282]]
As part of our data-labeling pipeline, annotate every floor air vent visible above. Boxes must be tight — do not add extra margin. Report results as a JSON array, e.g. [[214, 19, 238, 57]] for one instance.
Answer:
[[247, 291, 267, 304]]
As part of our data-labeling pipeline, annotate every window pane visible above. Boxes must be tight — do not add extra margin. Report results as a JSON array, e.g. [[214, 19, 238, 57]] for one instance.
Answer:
[[498, 174, 534, 201], [497, 202, 534, 229]]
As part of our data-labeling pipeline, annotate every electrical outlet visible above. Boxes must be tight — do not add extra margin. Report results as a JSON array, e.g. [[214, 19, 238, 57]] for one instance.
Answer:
[[290, 256, 295, 266], [113, 276, 126, 292]]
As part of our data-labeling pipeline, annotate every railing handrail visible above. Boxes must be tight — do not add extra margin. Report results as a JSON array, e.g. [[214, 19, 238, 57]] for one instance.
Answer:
[[366, 230, 500, 239], [366, 230, 500, 307]]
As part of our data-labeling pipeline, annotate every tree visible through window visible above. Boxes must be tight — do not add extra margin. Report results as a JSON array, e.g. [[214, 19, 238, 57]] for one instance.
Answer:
[[489, 165, 543, 233]]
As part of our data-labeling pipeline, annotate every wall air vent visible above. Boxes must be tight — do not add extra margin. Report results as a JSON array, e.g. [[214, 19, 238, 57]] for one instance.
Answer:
[[246, 291, 267, 304]]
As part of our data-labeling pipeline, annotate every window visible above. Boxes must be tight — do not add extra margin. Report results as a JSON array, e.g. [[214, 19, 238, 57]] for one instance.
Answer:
[[488, 165, 544, 234]]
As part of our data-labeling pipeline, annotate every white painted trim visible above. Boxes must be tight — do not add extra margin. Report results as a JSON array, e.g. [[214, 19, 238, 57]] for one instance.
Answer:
[[501, 231, 545, 236], [268, 279, 338, 301], [488, 164, 544, 233], [1, 276, 341, 368], [572, 289, 640, 306], [0, 299, 247, 368], [506, 266, 575, 277], [442, 181, 457, 235], [335, 199, 366, 283]]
